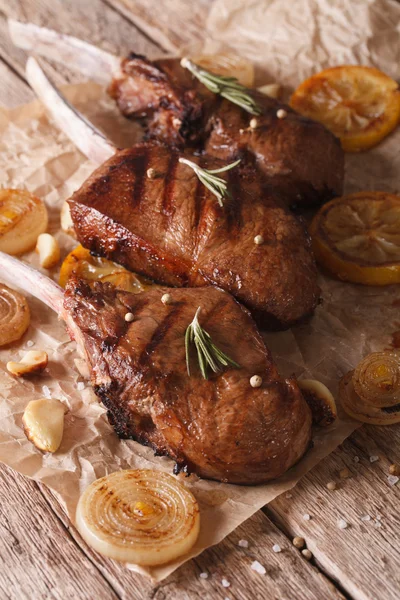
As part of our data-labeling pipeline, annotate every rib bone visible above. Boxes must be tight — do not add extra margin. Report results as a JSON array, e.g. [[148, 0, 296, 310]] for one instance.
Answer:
[[26, 57, 116, 165], [0, 251, 63, 314], [9, 19, 120, 84]]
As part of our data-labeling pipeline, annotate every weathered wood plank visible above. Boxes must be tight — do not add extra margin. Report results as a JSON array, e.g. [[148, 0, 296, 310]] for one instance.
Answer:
[[0, 463, 119, 600], [269, 425, 400, 600], [105, 0, 212, 52], [0, 0, 164, 89], [39, 483, 345, 600]]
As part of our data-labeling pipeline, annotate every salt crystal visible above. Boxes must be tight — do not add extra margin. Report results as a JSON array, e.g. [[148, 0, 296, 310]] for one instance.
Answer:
[[42, 385, 51, 398], [26, 340, 34, 347], [374, 520, 382, 528], [376, 515, 382, 521], [369, 455, 379, 463], [238, 539, 249, 548], [360, 515, 371, 522], [251, 561, 266, 575], [303, 513, 311, 521], [388, 475, 399, 486], [77, 382, 85, 391], [353, 456, 360, 463], [221, 579, 230, 588], [272, 544, 281, 553], [199, 572, 208, 579], [285, 493, 293, 499], [337, 519, 348, 529]]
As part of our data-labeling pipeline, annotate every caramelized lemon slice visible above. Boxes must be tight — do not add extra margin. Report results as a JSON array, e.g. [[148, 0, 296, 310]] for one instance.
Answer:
[[59, 245, 149, 292], [290, 66, 400, 152], [310, 192, 400, 285], [190, 53, 254, 87]]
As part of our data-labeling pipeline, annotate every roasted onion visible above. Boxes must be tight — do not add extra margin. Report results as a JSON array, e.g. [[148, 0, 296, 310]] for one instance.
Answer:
[[340, 371, 400, 425], [298, 379, 337, 427], [76, 469, 200, 565], [0, 188, 48, 255], [353, 351, 400, 408], [0, 284, 30, 346]]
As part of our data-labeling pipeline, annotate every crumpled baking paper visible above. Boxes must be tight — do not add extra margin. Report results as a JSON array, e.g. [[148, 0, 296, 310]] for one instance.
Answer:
[[0, 0, 399, 581]]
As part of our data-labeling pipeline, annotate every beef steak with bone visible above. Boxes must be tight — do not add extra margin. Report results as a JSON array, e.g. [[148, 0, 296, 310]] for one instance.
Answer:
[[10, 20, 344, 209], [0, 252, 312, 484], [25, 58, 320, 330]]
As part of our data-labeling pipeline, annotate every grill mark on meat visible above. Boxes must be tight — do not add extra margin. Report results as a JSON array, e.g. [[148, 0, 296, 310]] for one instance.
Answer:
[[225, 166, 243, 233], [130, 151, 149, 209], [161, 152, 179, 222], [139, 302, 185, 366]]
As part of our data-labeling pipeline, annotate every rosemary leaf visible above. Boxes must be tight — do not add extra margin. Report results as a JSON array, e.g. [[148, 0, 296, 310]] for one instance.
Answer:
[[185, 307, 240, 379], [179, 157, 240, 206], [180, 57, 262, 115]]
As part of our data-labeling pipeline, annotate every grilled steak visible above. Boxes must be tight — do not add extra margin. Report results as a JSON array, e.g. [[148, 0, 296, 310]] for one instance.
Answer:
[[108, 55, 344, 208], [68, 141, 320, 330], [64, 279, 312, 484]]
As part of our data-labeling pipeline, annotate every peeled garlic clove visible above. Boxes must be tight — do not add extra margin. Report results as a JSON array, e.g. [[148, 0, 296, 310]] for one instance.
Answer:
[[60, 201, 75, 237], [0, 188, 48, 255], [298, 379, 337, 427], [76, 469, 200, 565], [22, 398, 66, 452], [7, 350, 48, 377], [0, 284, 30, 347], [258, 83, 281, 99], [340, 371, 400, 425], [36, 233, 61, 269]]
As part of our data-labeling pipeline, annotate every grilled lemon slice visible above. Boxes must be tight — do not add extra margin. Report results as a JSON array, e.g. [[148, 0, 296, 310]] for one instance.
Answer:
[[310, 192, 400, 285], [290, 66, 400, 152], [59, 245, 149, 292], [190, 53, 254, 87], [0, 188, 48, 255]]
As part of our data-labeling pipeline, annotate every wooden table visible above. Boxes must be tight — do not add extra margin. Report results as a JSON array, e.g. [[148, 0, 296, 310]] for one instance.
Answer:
[[0, 2, 399, 599]]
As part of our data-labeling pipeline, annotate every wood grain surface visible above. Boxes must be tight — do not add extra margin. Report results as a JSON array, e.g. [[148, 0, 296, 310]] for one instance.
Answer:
[[0, 1, 399, 599]]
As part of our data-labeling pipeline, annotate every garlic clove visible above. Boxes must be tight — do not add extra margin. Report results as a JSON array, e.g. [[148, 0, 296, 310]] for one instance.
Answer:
[[258, 83, 281, 99], [22, 398, 67, 453], [298, 379, 337, 427], [7, 350, 48, 376], [36, 233, 61, 269], [60, 201, 75, 237]]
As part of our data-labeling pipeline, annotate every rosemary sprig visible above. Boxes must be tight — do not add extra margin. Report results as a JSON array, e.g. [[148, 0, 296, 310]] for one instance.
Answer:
[[180, 57, 262, 115], [185, 307, 240, 379], [178, 157, 241, 206]]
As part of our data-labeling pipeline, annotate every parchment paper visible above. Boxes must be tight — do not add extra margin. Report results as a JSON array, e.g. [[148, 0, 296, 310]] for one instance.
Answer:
[[1, 0, 400, 581]]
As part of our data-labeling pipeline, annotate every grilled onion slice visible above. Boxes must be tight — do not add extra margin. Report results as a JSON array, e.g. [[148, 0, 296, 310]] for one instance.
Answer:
[[76, 469, 200, 565], [0, 189, 48, 255], [340, 371, 400, 425], [0, 284, 30, 346], [298, 379, 337, 426], [352, 351, 400, 408]]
